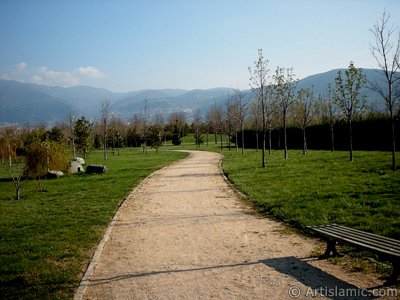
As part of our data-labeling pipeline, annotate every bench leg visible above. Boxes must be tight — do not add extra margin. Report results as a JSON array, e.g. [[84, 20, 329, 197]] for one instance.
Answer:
[[384, 262, 399, 286], [319, 240, 343, 259]]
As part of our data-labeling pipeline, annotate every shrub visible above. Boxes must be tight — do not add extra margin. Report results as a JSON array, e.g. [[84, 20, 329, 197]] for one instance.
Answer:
[[25, 140, 69, 178]]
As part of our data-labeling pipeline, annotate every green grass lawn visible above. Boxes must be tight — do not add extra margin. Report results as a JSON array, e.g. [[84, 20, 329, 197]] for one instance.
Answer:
[[1, 140, 399, 299], [221, 149, 400, 239], [0, 148, 188, 299]]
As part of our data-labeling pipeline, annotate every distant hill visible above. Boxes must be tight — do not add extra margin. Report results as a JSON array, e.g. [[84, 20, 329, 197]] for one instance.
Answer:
[[296, 68, 387, 111], [0, 69, 391, 125], [111, 87, 234, 120]]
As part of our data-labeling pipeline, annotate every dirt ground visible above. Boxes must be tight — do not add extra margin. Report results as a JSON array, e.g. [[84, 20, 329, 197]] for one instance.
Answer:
[[75, 151, 399, 300]]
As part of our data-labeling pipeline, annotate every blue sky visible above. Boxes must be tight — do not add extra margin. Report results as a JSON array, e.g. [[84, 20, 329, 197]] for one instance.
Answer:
[[0, 0, 399, 92]]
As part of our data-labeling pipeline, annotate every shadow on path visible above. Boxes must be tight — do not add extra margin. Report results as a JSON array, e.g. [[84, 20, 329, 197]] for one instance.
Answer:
[[87, 256, 376, 299], [262, 256, 377, 299]]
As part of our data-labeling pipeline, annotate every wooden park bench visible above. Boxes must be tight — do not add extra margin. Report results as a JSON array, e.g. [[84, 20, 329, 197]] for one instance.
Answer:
[[307, 224, 400, 285]]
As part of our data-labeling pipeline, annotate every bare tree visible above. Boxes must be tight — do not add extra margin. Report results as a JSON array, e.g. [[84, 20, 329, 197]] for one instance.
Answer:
[[248, 100, 262, 151], [74, 116, 93, 159], [293, 88, 317, 155], [206, 103, 224, 148], [7, 161, 26, 200], [141, 99, 150, 155], [109, 116, 126, 155], [0, 126, 18, 166], [334, 62, 367, 161], [192, 109, 202, 148], [370, 11, 400, 170], [68, 113, 77, 158], [99, 99, 111, 160], [225, 94, 236, 151], [273, 66, 297, 160], [249, 49, 270, 167], [168, 111, 186, 137], [154, 110, 164, 128], [153, 110, 165, 147], [233, 89, 248, 154], [319, 84, 339, 152], [216, 105, 225, 150], [128, 114, 142, 148]]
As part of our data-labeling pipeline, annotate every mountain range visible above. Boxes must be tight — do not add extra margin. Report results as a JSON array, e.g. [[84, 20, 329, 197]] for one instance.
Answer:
[[0, 69, 389, 125]]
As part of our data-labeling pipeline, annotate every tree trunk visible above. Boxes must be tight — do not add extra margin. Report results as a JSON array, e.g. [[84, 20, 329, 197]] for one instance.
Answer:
[[143, 141, 148, 155], [268, 129, 272, 155], [283, 113, 288, 160], [277, 128, 281, 149], [303, 127, 307, 155], [241, 123, 244, 155], [330, 124, 335, 152], [103, 139, 108, 160], [390, 112, 397, 171], [255, 130, 259, 152], [262, 128, 266, 168], [261, 105, 266, 168], [235, 132, 239, 152], [15, 183, 20, 200], [8, 145, 12, 168], [72, 139, 76, 158], [348, 118, 353, 161]]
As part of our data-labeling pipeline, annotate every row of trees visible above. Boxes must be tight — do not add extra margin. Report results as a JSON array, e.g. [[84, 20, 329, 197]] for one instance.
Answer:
[[248, 11, 399, 170], [0, 110, 191, 199]]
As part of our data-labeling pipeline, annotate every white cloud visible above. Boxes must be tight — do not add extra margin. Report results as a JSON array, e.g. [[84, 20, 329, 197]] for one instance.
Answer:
[[37, 66, 80, 86], [1, 62, 106, 87], [16, 62, 27, 72], [74, 66, 105, 79], [31, 75, 43, 84]]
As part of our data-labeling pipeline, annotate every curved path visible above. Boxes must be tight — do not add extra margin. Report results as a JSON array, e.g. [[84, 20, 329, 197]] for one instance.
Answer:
[[76, 151, 384, 299]]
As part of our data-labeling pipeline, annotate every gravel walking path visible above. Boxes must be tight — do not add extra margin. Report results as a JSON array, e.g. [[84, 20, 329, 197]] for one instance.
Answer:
[[75, 150, 394, 299]]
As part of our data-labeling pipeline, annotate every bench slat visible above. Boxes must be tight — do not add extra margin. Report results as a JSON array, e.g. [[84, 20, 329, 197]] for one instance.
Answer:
[[309, 224, 400, 249], [320, 224, 400, 248], [312, 226, 400, 253], [308, 224, 400, 258], [327, 225, 400, 251], [312, 228, 400, 256]]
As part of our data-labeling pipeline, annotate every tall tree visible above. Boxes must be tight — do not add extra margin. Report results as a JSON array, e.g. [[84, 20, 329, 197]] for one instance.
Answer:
[[273, 67, 297, 160], [141, 99, 150, 155], [248, 100, 262, 152], [153, 110, 165, 147], [234, 89, 248, 155], [0, 126, 18, 167], [128, 114, 142, 148], [74, 117, 93, 159], [168, 111, 186, 138], [334, 62, 367, 161], [319, 84, 339, 152], [68, 114, 77, 158], [99, 99, 111, 160], [225, 94, 236, 151], [192, 109, 203, 148], [206, 103, 223, 145], [293, 88, 316, 155], [370, 11, 400, 170], [109, 116, 125, 155], [249, 49, 270, 167]]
